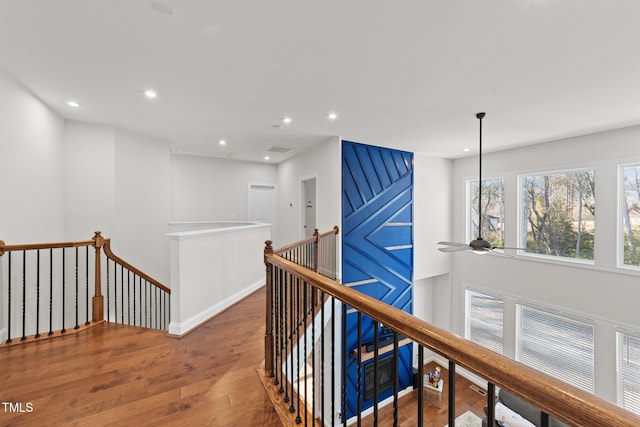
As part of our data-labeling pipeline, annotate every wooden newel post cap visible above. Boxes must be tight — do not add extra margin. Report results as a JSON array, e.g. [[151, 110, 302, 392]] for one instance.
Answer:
[[92, 231, 104, 248], [0, 240, 5, 257], [264, 240, 273, 253]]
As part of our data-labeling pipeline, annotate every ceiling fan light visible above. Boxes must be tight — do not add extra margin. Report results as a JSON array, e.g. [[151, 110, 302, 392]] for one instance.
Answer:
[[472, 249, 490, 255]]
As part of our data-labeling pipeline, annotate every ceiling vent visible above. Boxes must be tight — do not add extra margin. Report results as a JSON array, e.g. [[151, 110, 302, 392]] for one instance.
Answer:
[[266, 146, 292, 154]]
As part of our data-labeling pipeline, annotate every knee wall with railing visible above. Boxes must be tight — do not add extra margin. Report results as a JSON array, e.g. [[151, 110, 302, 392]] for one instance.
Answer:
[[264, 226, 640, 427]]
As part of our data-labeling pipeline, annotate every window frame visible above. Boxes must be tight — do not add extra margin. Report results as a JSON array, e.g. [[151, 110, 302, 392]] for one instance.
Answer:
[[466, 176, 506, 251], [517, 167, 596, 263], [618, 163, 640, 270]]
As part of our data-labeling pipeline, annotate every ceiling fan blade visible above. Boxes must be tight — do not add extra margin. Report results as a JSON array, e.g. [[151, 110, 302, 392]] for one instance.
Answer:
[[438, 246, 470, 252], [437, 241, 470, 247]]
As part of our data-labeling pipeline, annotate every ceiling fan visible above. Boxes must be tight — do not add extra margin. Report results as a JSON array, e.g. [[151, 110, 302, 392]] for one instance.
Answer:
[[438, 112, 525, 254]]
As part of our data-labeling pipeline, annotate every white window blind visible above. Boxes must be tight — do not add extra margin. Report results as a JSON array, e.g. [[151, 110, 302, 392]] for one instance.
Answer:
[[617, 330, 640, 415], [465, 290, 504, 354], [516, 303, 594, 392]]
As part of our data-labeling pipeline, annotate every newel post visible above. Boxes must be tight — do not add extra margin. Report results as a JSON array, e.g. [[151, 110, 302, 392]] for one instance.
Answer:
[[313, 228, 319, 273], [92, 231, 105, 322], [264, 240, 274, 374]]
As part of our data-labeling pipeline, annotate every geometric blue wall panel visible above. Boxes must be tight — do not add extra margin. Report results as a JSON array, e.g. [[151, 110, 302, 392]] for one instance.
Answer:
[[341, 140, 414, 419]]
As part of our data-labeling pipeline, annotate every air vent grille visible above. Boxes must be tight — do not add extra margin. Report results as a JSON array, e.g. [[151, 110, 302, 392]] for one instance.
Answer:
[[266, 146, 292, 154]]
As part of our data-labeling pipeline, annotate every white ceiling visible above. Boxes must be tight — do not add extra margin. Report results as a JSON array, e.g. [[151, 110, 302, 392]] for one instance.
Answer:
[[0, 0, 638, 163]]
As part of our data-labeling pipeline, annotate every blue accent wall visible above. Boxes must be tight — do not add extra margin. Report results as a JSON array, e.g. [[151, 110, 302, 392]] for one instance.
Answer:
[[341, 140, 413, 419]]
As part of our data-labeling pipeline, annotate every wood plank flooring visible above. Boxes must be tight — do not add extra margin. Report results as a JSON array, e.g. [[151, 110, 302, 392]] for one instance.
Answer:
[[0, 289, 280, 427], [2, 288, 488, 426]]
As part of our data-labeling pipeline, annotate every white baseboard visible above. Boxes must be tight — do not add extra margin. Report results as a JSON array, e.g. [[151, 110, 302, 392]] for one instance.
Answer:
[[168, 279, 264, 336], [0, 327, 6, 343]]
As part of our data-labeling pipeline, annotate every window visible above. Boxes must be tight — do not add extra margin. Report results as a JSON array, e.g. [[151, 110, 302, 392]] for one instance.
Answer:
[[516, 303, 594, 392], [617, 330, 640, 415], [621, 164, 640, 267], [469, 178, 505, 248], [520, 169, 595, 260], [465, 290, 504, 354]]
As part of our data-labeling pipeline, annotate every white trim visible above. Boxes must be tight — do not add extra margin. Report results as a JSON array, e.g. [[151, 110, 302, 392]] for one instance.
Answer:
[[168, 279, 263, 336]]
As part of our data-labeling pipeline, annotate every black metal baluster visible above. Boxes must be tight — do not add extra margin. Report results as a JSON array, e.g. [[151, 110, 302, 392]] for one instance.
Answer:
[[133, 273, 136, 326], [341, 303, 347, 427], [127, 270, 131, 325], [487, 382, 495, 427], [120, 264, 124, 324], [295, 277, 302, 423], [283, 270, 289, 402], [311, 285, 316, 425], [277, 267, 283, 392], [274, 267, 281, 389], [448, 361, 456, 427], [154, 288, 160, 329], [6, 252, 12, 343], [85, 246, 89, 325], [106, 258, 110, 322], [144, 280, 148, 328], [303, 281, 309, 427], [36, 250, 41, 338], [48, 249, 53, 336], [320, 289, 325, 427], [74, 247, 79, 330], [113, 260, 118, 324], [61, 248, 66, 333], [289, 273, 295, 414], [331, 296, 336, 426], [21, 251, 27, 340], [373, 324, 379, 426], [356, 312, 362, 426], [541, 412, 550, 427], [418, 345, 424, 427], [393, 332, 399, 426]]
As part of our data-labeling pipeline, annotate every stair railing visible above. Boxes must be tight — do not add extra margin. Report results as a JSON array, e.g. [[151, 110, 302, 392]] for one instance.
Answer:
[[264, 230, 640, 427], [0, 231, 170, 345]]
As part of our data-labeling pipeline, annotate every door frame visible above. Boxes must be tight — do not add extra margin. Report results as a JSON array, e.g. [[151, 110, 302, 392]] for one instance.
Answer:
[[299, 175, 317, 239]]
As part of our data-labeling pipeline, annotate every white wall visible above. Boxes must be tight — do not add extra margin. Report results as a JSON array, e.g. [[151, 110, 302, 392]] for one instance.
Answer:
[[413, 154, 452, 281], [62, 122, 172, 283], [63, 120, 115, 240], [170, 153, 277, 222], [448, 125, 640, 403], [0, 70, 64, 243], [276, 136, 341, 247]]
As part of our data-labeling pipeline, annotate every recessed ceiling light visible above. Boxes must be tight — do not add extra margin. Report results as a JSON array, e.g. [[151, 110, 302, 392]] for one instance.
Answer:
[[463, 147, 470, 152], [264, 156, 270, 161], [67, 100, 80, 108], [282, 117, 292, 124], [219, 139, 226, 146], [144, 89, 157, 98], [328, 112, 338, 120]]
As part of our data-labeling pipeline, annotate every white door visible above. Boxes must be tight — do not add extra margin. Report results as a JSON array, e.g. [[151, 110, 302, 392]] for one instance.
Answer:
[[301, 177, 317, 239]]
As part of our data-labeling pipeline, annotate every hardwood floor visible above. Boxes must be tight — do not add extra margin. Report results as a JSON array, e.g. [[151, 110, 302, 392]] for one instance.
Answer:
[[0, 289, 280, 427], [1, 288, 488, 426]]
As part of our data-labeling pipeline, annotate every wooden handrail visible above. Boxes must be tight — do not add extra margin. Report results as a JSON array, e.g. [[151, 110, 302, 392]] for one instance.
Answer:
[[273, 225, 339, 255], [102, 239, 170, 294], [265, 252, 640, 427], [0, 238, 96, 256]]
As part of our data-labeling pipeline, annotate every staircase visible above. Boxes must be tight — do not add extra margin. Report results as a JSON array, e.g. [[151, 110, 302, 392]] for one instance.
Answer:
[[0, 231, 170, 346]]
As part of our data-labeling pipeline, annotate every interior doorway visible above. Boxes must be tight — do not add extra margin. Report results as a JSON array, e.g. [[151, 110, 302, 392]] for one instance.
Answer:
[[248, 183, 276, 237], [300, 177, 317, 239]]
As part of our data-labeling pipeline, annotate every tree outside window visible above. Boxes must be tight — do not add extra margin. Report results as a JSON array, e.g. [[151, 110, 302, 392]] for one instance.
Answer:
[[521, 170, 595, 260], [469, 178, 505, 248], [622, 164, 640, 267]]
